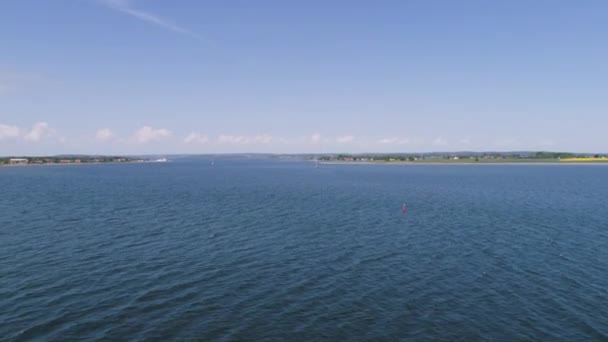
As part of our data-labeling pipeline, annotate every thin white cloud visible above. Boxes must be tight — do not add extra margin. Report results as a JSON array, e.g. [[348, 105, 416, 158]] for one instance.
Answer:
[[432, 136, 448, 146], [217, 134, 273, 145], [309, 134, 359, 145], [254, 134, 273, 144], [96, 128, 115, 141], [311, 133, 323, 144], [99, 0, 203, 40], [23, 122, 57, 142], [336, 135, 355, 144], [133, 126, 172, 143], [218, 135, 246, 145], [0, 124, 20, 140], [184, 132, 209, 144], [378, 137, 409, 145]]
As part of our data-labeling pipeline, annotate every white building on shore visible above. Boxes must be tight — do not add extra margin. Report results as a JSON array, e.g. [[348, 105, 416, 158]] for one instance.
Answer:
[[9, 158, 28, 165]]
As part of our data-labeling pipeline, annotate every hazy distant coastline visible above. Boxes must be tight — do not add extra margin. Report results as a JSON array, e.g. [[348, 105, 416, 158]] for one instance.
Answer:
[[3, 152, 608, 167], [0, 156, 153, 167], [319, 160, 608, 166], [313, 151, 608, 165]]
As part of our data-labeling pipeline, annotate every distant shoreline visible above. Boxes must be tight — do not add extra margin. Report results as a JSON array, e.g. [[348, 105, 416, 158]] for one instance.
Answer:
[[319, 161, 608, 166], [0, 160, 153, 168]]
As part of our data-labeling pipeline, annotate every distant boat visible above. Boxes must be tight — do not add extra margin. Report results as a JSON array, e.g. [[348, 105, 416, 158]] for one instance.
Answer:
[[154, 158, 168, 163], [211, 159, 215, 166]]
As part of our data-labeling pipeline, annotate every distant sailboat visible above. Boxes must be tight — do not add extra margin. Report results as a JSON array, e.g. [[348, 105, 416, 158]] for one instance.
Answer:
[[211, 159, 215, 166]]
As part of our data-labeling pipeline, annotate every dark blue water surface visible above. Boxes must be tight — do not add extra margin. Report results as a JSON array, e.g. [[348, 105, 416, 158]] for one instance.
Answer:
[[1, 159, 607, 341]]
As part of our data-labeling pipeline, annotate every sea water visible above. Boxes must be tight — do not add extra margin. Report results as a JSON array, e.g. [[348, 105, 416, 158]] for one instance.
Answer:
[[1, 159, 607, 340]]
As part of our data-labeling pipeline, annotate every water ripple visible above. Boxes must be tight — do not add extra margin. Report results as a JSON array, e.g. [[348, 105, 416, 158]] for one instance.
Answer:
[[1, 161, 608, 340]]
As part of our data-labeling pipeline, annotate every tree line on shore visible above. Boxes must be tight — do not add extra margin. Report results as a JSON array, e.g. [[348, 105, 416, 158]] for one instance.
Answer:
[[0, 156, 141, 165], [317, 152, 605, 162]]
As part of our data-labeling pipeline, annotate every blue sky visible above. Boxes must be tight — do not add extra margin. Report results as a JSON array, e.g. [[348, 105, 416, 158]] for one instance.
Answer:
[[1, 0, 607, 155]]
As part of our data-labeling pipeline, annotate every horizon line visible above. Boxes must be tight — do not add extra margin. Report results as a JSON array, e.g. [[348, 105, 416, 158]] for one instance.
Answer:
[[2, 150, 607, 158]]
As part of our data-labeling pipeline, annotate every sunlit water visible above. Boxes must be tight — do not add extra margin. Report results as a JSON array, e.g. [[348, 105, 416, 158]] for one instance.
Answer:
[[1, 159, 607, 340]]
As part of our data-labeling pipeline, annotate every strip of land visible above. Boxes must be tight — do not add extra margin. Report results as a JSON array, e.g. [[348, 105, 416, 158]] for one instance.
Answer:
[[314, 152, 608, 164], [0, 156, 148, 166]]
